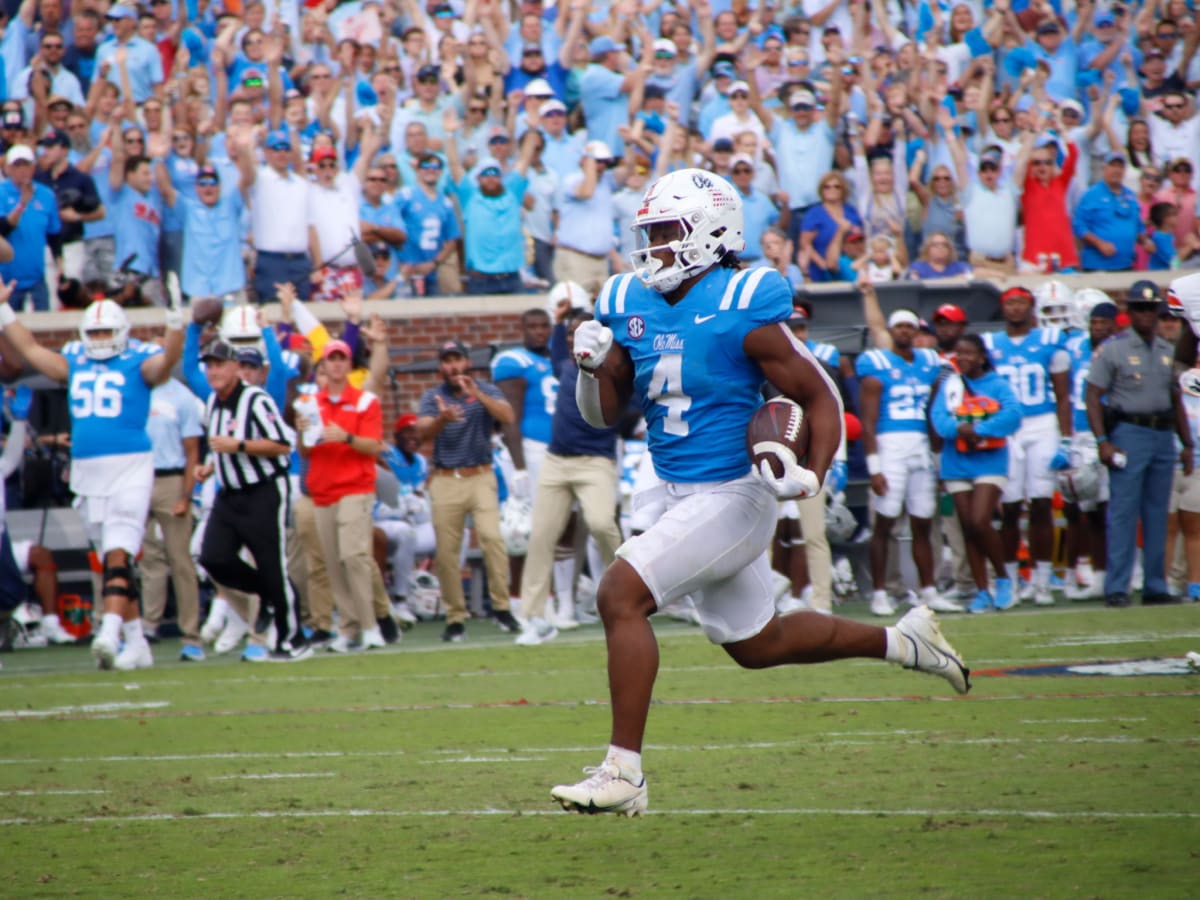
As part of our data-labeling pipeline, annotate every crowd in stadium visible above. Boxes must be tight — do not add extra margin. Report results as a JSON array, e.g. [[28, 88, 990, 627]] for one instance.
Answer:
[[2, 0, 1200, 672]]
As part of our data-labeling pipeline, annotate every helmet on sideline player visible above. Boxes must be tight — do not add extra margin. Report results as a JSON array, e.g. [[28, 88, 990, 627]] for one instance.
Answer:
[[629, 168, 745, 293], [79, 299, 131, 360], [1034, 280, 1074, 329], [1057, 462, 1104, 505], [219, 305, 265, 352], [499, 497, 533, 556], [546, 280, 591, 318], [1069, 287, 1113, 331], [825, 496, 857, 543]]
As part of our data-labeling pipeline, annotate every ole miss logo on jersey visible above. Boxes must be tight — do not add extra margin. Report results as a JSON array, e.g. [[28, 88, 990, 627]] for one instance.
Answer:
[[133, 201, 161, 226]]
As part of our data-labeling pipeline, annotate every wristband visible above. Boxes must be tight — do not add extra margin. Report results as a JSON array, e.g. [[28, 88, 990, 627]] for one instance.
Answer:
[[238, 439, 246, 453], [866, 453, 882, 476], [0, 304, 15, 327], [344, 433, 354, 445], [164, 306, 183, 330], [1095, 435, 1108, 444]]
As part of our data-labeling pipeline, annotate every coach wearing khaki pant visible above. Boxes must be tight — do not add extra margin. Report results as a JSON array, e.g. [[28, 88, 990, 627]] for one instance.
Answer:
[[418, 339, 519, 642], [298, 339, 386, 651]]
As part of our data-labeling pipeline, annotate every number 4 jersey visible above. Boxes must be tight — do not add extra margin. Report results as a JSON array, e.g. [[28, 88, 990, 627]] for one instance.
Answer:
[[64, 338, 161, 459], [595, 266, 793, 484]]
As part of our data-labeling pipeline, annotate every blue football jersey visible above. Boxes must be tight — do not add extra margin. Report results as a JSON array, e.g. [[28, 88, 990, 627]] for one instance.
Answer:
[[806, 339, 841, 369], [490, 347, 558, 444], [595, 266, 793, 484], [854, 347, 941, 434], [1066, 333, 1095, 434], [982, 327, 1067, 418], [63, 338, 161, 459]]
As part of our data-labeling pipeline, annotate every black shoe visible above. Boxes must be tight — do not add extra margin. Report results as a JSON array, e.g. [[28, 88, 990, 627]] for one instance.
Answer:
[[255, 607, 273, 634], [308, 628, 335, 647], [1105, 593, 1131, 607], [441, 622, 465, 642], [377, 616, 400, 644], [1142, 592, 1181, 606], [268, 643, 314, 662], [493, 609, 521, 633]]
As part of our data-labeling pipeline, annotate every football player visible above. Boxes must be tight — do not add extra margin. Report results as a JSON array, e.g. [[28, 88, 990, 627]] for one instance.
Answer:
[[549, 169, 969, 817], [982, 286, 1073, 606], [0, 288, 183, 670], [857, 310, 949, 615]]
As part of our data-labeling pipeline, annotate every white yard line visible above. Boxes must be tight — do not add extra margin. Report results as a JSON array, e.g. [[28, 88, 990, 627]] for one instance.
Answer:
[[0, 701, 169, 719], [208, 772, 337, 781], [0, 789, 106, 796]]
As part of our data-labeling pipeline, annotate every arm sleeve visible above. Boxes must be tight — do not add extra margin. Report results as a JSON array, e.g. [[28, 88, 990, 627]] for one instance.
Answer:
[[0, 421, 26, 479], [182, 322, 213, 400]]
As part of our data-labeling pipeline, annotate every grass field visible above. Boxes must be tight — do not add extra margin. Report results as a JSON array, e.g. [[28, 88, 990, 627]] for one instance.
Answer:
[[2, 601, 1199, 898]]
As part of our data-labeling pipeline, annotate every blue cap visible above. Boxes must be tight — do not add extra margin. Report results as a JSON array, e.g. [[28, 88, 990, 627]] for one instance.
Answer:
[[1104, 150, 1127, 164], [236, 348, 264, 368], [1004, 46, 1037, 79], [105, 4, 136, 19], [1095, 12, 1116, 26], [1119, 86, 1140, 117], [712, 61, 736, 78], [1128, 279, 1162, 304], [589, 36, 619, 56], [1090, 301, 1119, 320], [356, 80, 378, 106], [265, 128, 291, 151]]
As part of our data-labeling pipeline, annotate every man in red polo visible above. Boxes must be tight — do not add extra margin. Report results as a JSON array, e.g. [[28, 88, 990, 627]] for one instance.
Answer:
[[298, 339, 386, 651]]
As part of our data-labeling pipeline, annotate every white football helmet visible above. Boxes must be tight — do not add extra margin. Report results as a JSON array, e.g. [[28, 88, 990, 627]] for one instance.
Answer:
[[825, 496, 857, 543], [499, 497, 533, 556], [79, 299, 130, 360], [546, 280, 591, 317], [629, 168, 745, 293], [1169, 273, 1200, 336], [1058, 463, 1104, 505], [219, 304, 264, 351], [407, 571, 442, 620], [1070, 287, 1112, 331], [1034, 280, 1074, 329]]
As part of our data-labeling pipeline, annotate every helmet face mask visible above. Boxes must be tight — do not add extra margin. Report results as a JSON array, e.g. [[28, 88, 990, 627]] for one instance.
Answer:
[[1035, 280, 1075, 329], [79, 300, 130, 360], [629, 168, 745, 293], [219, 305, 264, 352]]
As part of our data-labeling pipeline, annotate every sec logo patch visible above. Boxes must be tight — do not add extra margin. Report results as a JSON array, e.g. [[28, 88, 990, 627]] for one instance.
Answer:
[[628, 316, 646, 339]]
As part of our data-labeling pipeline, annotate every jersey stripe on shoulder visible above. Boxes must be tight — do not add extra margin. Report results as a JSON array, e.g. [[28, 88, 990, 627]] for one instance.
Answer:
[[355, 389, 379, 412], [612, 272, 635, 314], [62, 340, 83, 355], [864, 348, 889, 371], [717, 268, 753, 311], [595, 274, 620, 318], [734, 267, 772, 310]]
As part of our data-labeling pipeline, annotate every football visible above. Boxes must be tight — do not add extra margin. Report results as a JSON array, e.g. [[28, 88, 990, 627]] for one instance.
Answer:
[[746, 396, 809, 478], [191, 296, 225, 326]]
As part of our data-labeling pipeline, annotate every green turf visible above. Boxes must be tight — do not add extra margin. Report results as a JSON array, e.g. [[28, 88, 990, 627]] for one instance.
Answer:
[[2, 602, 1199, 898]]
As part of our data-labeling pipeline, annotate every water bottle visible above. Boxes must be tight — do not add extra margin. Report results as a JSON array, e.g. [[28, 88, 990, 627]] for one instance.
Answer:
[[411, 274, 426, 297], [1050, 253, 1061, 273], [294, 384, 323, 446], [1037, 253, 1048, 273]]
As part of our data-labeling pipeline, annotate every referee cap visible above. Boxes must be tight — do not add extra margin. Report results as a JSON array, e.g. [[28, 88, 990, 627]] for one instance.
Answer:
[[200, 339, 236, 362]]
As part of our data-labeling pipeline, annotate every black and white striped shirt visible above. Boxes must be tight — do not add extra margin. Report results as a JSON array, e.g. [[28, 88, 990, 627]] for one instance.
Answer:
[[204, 381, 292, 490]]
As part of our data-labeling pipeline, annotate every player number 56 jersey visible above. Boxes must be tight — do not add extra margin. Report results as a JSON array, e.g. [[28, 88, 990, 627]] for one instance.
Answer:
[[63, 338, 160, 460], [595, 267, 793, 484]]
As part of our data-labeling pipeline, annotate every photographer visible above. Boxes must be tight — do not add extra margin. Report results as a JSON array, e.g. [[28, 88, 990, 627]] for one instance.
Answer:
[[34, 127, 103, 307]]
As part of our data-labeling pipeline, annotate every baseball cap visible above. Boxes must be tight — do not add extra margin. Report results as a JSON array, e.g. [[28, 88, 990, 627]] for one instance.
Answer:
[[540, 98, 567, 116], [730, 153, 755, 169], [845, 227, 865, 242], [643, 84, 667, 101], [487, 126, 511, 144], [431, 2, 455, 17], [38, 128, 69, 148], [712, 137, 735, 153], [438, 338, 469, 359], [711, 61, 736, 78], [196, 164, 220, 184], [1, 109, 24, 129], [789, 305, 809, 322], [1104, 150, 1127, 165], [200, 339, 236, 362], [887, 309, 921, 328], [1127, 279, 1162, 304], [653, 38, 678, 57], [583, 139, 614, 161], [368, 240, 390, 257], [521, 43, 543, 56], [1095, 12, 1116, 26], [5, 145, 34, 165], [106, 4, 136, 19], [932, 303, 967, 323], [46, 95, 73, 110], [728, 80, 750, 94], [1090, 301, 1119, 320], [1060, 98, 1084, 117], [1036, 19, 1061, 34], [311, 144, 337, 163], [321, 339, 353, 360], [284, 87, 304, 103], [265, 128, 291, 151], [790, 88, 817, 109], [416, 63, 440, 80], [236, 348, 264, 368], [589, 36, 619, 57], [395, 412, 418, 430], [1144, 46, 1166, 59], [523, 78, 554, 98]]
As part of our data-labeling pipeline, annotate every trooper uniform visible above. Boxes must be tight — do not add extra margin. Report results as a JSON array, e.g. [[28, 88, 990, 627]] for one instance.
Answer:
[[1086, 283, 1189, 605]]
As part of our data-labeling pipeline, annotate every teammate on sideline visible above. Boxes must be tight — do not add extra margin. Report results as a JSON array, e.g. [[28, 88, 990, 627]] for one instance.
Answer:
[[0, 283, 183, 670], [550, 169, 969, 817], [983, 287, 1072, 607], [857, 309, 949, 615]]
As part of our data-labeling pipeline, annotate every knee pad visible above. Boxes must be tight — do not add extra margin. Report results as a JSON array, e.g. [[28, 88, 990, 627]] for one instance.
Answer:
[[102, 560, 139, 602]]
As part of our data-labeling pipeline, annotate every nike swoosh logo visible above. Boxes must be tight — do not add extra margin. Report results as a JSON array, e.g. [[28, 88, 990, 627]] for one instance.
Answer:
[[694, 314, 717, 324]]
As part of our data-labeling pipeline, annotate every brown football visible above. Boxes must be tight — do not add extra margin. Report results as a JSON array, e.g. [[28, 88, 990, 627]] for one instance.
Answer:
[[191, 296, 226, 326], [746, 397, 809, 478]]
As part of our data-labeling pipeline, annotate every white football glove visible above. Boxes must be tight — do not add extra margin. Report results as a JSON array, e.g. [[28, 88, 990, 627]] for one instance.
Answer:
[[573, 320, 613, 372], [752, 442, 821, 500], [1180, 368, 1200, 398], [508, 468, 531, 501]]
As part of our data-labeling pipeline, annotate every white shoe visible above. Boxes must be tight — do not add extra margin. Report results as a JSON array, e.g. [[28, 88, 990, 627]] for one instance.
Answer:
[[91, 633, 118, 670], [213, 611, 250, 655], [894, 606, 970, 694], [769, 570, 792, 605], [360, 627, 386, 649], [920, 588, 964, 614], [551, 762, 648, 816], [200, 598, 228, 644], [1064, 581, 1091, 601], [776, 594, 809, 616], [40, 614, 76, 645], [391, 600, 418, 625], [1033, 586, 1055, 606], [870, 591, 897, 617], [1019, 580, 1035, 601], [114, 639, 154, 671], [327, 634, 359, 653], [515, 617, 558, 646], [548, 611, 579, 631]]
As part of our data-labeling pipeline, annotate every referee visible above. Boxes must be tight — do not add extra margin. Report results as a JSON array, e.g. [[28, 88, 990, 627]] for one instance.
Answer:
[[196, 340, 312, 661]]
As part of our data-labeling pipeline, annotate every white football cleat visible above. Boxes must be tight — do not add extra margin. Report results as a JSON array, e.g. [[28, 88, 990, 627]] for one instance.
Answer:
[[360, 627, 386, 650], [515, 618, 558, 646], [551, 762, 648, 816], [213, 610, 250, 655], [870, 591, 897, 617], [920, 588, 964, 614], [91, 633, 118, 670], [114, 640, 154, 671], [895, 605, 970, 695], [1033, 586, 1056, 606], [200, 597, 229, 644], [40, 614, 77, 645], [391, 600, 418, 625], [327, 634, 359, 653], [776, 594, 809, 615]]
